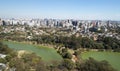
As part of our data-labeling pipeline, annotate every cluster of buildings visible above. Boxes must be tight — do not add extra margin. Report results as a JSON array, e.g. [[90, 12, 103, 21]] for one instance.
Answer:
[[0, 18, 120, 32], [0, 18, 120, 40]]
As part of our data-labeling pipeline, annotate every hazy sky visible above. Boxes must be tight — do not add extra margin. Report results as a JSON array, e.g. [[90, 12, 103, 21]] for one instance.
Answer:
[[0, 0, 120, 20]]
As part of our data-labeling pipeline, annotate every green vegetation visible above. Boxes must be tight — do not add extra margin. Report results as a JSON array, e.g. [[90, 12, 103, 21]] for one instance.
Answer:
[[97, 36, 120, 51], [9, 53, 41, 71], [33, 35, 120, 51], [0, 40, 117, 71], [3, 41, 62, 61], [0, 24, 119, 71], [81, 51, 120, 71], [58, 48, 73, 59]]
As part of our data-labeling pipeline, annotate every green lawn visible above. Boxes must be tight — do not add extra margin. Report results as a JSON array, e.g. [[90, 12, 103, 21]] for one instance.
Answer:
[[3, 41, 62, 62], [81, 51, 120, 71]]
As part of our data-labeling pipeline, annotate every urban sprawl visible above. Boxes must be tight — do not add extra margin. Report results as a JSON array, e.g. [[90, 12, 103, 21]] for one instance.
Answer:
[[0, 18, 120, 41]]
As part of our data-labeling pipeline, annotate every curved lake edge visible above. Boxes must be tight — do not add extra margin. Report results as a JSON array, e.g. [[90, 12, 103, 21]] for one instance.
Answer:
[[2, 40, 63, 62]]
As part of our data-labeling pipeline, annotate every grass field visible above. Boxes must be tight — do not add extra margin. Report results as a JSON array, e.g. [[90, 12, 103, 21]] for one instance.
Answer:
[[3, 41, 62, 62], [81, 51, 120, 71]]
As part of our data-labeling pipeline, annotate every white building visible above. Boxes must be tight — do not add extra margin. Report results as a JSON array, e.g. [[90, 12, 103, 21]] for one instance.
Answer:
[[0, 54, 6, 58]]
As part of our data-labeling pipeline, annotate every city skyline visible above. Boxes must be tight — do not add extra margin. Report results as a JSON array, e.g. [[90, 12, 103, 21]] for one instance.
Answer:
[[0, 0, 120, 20]]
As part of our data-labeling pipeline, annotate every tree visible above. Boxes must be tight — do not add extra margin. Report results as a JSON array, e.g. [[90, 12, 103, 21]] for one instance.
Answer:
[[60, 48, 72, 59], [62, 59, 75, 70], [81, 37, 94, 48], [63, 52, 72, 59]]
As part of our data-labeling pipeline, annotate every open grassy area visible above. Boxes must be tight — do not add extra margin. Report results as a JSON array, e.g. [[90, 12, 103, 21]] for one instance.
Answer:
[[81, 51, 120, 71], [3, 41, 62, 62]]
